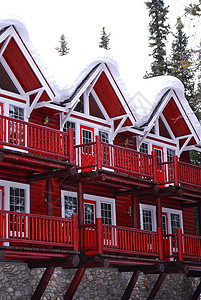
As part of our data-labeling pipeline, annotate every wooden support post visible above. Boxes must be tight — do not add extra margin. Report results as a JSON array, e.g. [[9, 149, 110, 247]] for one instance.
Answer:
[[131, 193, 140, 229], [156, 197, 162, 229], [173, 155, 179, 186], [96, 135, 102, 170], [96, 218, 103, 254], [190, 281, 201, 300], [31, 266, 55, 300], [68, 128, 74, 164], [121, 270, 141, 300], [78, 182, 84, 225], [46, 177, 53, 216], [152, 151, 158, 182], [157, 227, 164, 260], [63, 267, 86, 300], [198, 205, 201, 236], [72, 214, 79, 252], [147, 273, 166, 300], [177, 228, 183, 261]]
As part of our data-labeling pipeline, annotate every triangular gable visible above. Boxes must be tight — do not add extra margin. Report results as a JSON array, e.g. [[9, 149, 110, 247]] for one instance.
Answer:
[[139, 89, 200, 154], [61, 62, 136, 138], [0, 25, 54, 117]]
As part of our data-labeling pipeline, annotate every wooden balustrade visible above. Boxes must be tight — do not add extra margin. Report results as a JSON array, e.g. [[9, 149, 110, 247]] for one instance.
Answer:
[[102, 225, 159, 257], [0, 210, 76, 249], [183, 234, 201, 260], [0, 115, 73, 160], [79, 223, 98, 252], [163, 233, 178, 260], [178, 161, 201, 190]]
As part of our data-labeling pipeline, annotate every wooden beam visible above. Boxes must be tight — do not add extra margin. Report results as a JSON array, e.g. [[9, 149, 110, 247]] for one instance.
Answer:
[[147, 273, 166, 300], [63, 267, 86, 300], [46, 177, 53, 216], [131, 193, 140, 229], [118, 264, 165, 274], [190, 281, 201, 300], [121, 270, 141, 300], [78, 182, 84, 225], [156, 197, 162, 229], [31, 266, 55, 300], [28, 255, 80, 269], [182, 202, 201, 209], [28, 166, 76, 182]]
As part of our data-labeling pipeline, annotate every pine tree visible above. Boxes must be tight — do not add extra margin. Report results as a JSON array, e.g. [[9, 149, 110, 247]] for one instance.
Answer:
[[167, 17, 195, 102], [99, 27, 111, 50], [145, 0, 170, 77], [55, 34, 70, 56]]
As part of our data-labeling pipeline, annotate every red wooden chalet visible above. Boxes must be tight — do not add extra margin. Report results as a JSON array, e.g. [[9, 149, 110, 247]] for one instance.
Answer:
[[0, 20, 201, 299]]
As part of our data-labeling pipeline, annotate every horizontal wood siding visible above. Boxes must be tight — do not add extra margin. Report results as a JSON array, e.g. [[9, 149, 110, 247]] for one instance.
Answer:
[[29, 108, 60, 131], [30, 180, 47, 215], [116, 196, 132, 227]]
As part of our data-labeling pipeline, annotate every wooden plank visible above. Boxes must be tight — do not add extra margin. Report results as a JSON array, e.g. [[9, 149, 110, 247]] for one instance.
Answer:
[[121, 270, 141, 300], [28, 255, 80, 269], [31, 266, 55, 300], [147, 273, 166, 300], [63, 267, 86, 300]]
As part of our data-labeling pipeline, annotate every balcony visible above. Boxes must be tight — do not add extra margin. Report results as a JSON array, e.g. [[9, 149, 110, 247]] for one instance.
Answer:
[[0, 115, 74, 161], [75, 136, 201, 192], [1, 211, 201, 266]]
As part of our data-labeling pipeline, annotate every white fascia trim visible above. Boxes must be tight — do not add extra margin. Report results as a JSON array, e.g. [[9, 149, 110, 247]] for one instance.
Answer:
[[178, 135, 193, 156], [27, 88, 44, 118], [91, 89, 110, 121], [0, 36, 11, 59], [0, 26, 14, 44], [10, 27, 54, 100], [103, 64, 136, 126], [112, 115, 127, 140], [160, 113, 176, 140]]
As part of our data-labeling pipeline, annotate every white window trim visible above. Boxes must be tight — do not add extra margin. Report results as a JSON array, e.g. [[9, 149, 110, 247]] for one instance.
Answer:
[[140, 203, 183, 234], [0, 179, 30, 213], [61, 191, 116, 225], [140, 204, 156, 231]]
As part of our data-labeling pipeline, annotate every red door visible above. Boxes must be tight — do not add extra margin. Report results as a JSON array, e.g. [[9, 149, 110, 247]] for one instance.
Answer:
[[80, 125, 95, 171], [83, 199, 97, 254], [0, 186, 4, 245], [152, 145, 165, 185]]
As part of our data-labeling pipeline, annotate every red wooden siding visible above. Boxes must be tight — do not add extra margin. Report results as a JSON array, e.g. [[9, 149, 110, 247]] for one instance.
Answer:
[[163, 98, 191, 138], [29, 108, 60, 130], [3, 38, 42, 92]]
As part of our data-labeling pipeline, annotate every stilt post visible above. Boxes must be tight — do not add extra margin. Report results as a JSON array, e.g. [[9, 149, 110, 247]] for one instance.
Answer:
[[46, 177, 53, 216], [190, 281, 201, 300], [31, 266, 55, 300], [173, 155, 179, 186], [157, 227, 164, 260], [121, 270, 141, 300], [63, 267, 86, 300], [78, 182, 84, 225], [147, 273, 166, 300], [156, 197, 162, 229]]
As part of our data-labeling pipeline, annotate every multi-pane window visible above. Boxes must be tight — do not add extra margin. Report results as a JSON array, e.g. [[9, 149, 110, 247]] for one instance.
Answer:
[[171, 213, 180, 234], [64, 195, 77, 219], [142, 209, 153, 231], [9, 105, 24, 120], [10, 187, 25, 213], [101, 203, 112, 225], [167, 148, 175, 161], [84, 203, 95, 224], [63, 121, 76, 144], [9, 105, 24, 145], [162, 215, 167, 235], [99, 131, 109, 143], [140, 143, 149, 154], [82, 129, 93, 154]]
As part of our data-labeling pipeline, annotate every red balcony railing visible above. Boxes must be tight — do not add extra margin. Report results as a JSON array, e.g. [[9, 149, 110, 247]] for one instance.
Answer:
[[183, 234, 201, 260], [178, 161, 201, 190], [0, 210, 78, 250], [0, 115, 74, 161]]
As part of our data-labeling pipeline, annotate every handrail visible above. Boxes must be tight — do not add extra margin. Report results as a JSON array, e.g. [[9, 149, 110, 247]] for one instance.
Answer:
[[178, 161, 201, 190], [0, 210, 75, 248], [183, 233, 201, 260], [0, 115, 71, 160]]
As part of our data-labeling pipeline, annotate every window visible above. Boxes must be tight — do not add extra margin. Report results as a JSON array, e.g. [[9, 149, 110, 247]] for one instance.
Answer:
[[101, 202, 112, 225], [74, 95, 84, 113], [140, 143, 149, 154], [84, 203, 95, 224], [10, 187, 25, 213], [99, 131, 109, 143], [142, 209, 153, 231], [9, 105, 24, 145], [167, 148, 175, 161], [63, 121, 76, 144], [82, 129, 92, 144], [63, 195, 77, 219], [171, 213, 180, 234]]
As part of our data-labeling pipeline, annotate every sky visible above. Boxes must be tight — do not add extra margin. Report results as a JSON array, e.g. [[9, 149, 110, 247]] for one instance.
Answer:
[[0, 0, 200, 94]]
